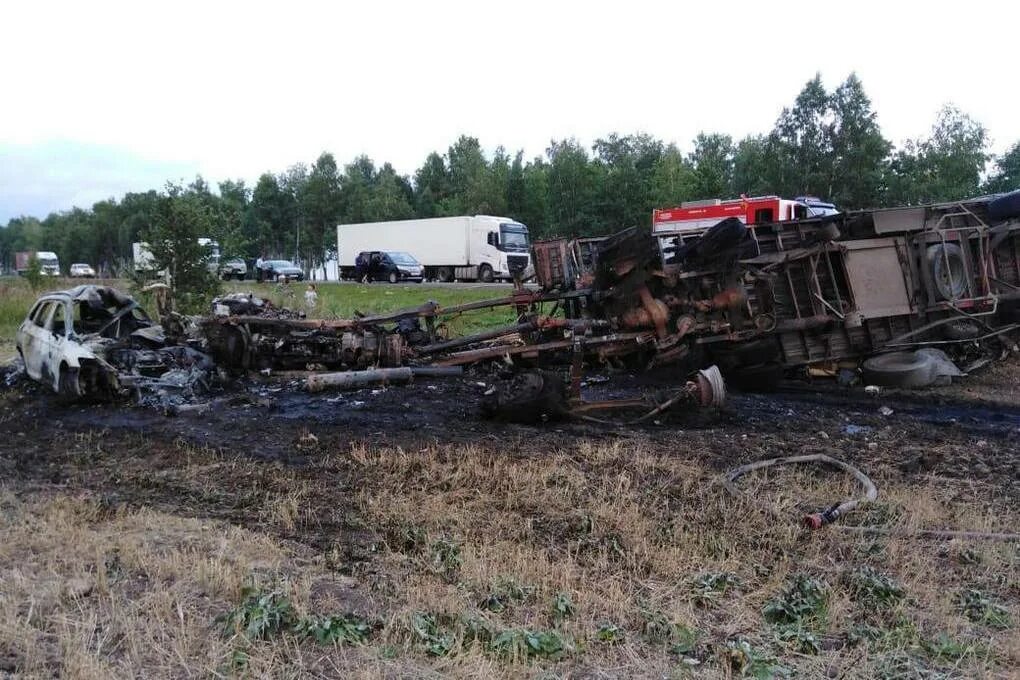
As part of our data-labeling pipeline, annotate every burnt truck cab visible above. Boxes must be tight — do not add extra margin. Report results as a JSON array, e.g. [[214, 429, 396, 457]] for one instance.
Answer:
[[15, 286, 162, 398]]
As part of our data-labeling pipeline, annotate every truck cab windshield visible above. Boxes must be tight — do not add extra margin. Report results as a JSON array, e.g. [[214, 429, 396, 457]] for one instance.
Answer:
[[499, 224, 530, 252]]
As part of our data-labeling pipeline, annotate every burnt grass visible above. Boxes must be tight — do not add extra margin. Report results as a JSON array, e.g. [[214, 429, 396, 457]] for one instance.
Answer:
[[0, 362, 1018, 676]]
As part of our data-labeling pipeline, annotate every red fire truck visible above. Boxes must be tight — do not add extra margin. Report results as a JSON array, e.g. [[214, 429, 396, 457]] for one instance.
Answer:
[[652, 195, 837, 252]]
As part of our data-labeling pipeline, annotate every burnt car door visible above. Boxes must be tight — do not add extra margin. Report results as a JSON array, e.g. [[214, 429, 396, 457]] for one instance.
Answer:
[[43, 300, 74, 387], [19, 300, 54, 380]]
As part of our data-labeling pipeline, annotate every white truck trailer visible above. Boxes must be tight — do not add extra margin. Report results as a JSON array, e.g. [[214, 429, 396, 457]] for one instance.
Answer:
[[337, 215, 531, 282]]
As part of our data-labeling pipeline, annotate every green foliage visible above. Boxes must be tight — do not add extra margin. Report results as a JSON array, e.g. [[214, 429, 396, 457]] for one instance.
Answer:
[[775, 625, 820, 654], [23, 255, 44, 290], [142, 181, 222, 311], [550, 591, 575, 623], [427, 538, 462, 581], [984, 141, 1020, 194], [219, 586, 296, 640], [595, 622, 624, 644], [489, 628, 571, 660], [689, 571, 741, 607], [957, 589, 1012, 629], [480, 577, 535, 613], [294, 614, 373, 644], [219, 585, 375, 648], [843, 566, 906, 609], [722, 638, 789, 679], [410, 612, 457, 657], [762, 575, 829, 625]]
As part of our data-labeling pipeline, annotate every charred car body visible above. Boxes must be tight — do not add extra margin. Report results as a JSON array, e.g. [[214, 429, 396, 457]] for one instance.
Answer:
[[16, 285, 213, 400]]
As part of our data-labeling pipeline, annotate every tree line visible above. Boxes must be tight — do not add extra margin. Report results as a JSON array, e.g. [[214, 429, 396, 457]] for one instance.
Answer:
[[2, 73, 1018, 275]]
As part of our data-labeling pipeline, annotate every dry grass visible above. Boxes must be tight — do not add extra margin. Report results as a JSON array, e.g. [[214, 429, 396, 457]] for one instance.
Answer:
[[3, 437, 1015, 678]]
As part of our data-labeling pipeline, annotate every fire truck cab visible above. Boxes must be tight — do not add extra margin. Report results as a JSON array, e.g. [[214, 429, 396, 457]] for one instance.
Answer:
[[652, 195, 837, 256]]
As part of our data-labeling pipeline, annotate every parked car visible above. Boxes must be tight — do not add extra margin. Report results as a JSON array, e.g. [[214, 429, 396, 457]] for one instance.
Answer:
[[69, 263, 96, 278], [220, 258, 248, 280], [257, 259, 303, 282], [353, 251, 424, 283]]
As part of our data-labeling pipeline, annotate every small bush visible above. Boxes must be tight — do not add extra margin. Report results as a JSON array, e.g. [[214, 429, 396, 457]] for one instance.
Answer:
[[595, 623, 623, 644], [550, 591, 575, 623], [219, 587, 296, 640], [958, 589, 1012, 629], [762, 575, 829, 625], [490, 628, 571, 660], [689, 571, 741, 607], [843, 566, 906, 609], [294, 614, 373, 644]]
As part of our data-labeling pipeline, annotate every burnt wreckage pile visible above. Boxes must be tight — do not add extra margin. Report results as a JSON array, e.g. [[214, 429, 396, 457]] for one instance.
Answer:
[[16, 191, 1020, 421], [528, 192, 1020, 390]]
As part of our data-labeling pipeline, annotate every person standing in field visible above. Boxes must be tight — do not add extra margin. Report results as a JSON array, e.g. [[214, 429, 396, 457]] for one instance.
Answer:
[[304, 283, 318, 312]]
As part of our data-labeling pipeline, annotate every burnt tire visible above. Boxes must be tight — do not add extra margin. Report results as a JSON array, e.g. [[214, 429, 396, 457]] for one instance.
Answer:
[[926, 243, 968, 301], [480, 371, 568, 423], [988, 189, 1020, 222], [727, 361, 783, 393], [57, 366, 81, 403], [861, 351, 936, 388]]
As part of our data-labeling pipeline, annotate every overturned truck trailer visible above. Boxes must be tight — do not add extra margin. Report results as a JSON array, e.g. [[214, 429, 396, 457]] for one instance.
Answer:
[[533, 193, 1020, 385]]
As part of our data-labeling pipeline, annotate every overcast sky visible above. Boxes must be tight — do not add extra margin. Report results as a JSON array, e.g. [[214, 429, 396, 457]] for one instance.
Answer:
[[2, 0, 1016, 222]]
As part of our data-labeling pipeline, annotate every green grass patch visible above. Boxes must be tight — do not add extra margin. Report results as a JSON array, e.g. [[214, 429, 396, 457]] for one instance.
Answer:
[[226, 281, 521, 335]]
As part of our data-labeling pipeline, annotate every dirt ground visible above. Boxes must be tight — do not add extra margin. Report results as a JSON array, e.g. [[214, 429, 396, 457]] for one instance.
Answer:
[[0, 360, 1017, 678]]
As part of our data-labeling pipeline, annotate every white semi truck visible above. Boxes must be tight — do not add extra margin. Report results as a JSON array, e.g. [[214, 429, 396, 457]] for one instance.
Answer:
[[337, 215, 531, 282]]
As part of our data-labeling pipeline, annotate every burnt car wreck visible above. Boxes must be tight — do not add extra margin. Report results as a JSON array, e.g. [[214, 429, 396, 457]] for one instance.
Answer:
[[15, 285, 214, 402], [13, 191, 1020, 423]]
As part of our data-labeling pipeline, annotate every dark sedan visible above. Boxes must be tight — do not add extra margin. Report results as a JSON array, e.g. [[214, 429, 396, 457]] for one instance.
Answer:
[[257, 260, 304, 282]]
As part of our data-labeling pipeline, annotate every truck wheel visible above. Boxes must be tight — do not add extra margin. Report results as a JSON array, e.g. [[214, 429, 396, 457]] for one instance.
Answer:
[[926, 243, 967, 301], [388, 271, 399, 284], [861, 351, 937, 388], [437, 267, 454, 283], [478, 264, 494, 283]]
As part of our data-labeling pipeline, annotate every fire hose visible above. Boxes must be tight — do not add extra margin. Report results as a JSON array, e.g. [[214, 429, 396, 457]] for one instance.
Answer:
[[721, 453, 1020, 540], [721, 453, 877, 529]]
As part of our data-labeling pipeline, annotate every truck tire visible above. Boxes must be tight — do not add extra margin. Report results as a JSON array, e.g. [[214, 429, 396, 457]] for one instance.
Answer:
[[861, 351, 936, 388], [478, 264, 494, 283], [926, 243, 968, 301], [988, 190, 1020, 222], [388, 271, 399, 284], [436, 267, 454, 283]]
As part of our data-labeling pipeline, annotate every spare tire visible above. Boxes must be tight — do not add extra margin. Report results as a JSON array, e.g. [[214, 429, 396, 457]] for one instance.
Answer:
[[861, 351, 937, 388], [988, 190, 1020, 222], [926, 243, 968, 301]]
